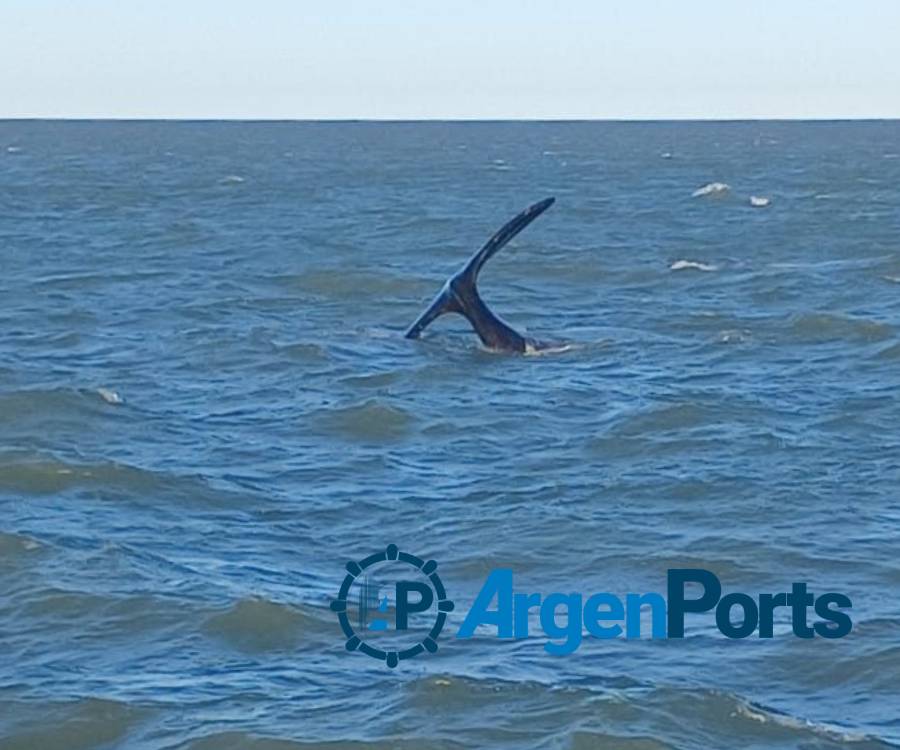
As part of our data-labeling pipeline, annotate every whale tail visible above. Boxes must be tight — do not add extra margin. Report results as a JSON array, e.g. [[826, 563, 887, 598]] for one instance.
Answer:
[[404, 197, 555, 351], [403, 283, 462, 341]]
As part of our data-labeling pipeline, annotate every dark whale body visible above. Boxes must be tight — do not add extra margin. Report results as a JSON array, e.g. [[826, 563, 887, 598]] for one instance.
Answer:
[[405, 197, 556, 353]]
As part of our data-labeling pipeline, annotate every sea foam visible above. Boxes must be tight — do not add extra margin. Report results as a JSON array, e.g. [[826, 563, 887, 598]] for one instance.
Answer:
[[670, 260, 718, 272], [692, 182, 730, 198]]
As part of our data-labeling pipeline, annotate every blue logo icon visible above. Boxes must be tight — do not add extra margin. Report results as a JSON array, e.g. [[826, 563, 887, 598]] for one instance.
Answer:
[[330, 544, 455, 667]]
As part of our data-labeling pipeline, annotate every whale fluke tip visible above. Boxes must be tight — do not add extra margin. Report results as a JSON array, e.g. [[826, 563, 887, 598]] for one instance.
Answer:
[[528, 197, 555, 216]]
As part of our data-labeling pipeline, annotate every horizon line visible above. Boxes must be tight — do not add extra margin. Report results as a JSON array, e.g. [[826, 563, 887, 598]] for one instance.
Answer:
[[2, 116, 900, 124]]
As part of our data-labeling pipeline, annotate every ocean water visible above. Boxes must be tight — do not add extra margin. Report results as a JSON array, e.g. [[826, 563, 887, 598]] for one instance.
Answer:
[[1, 120, 899, 749]]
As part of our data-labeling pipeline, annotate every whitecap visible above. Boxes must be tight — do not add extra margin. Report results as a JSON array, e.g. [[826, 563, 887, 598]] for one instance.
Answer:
[[97, 387, 123, 405], [670, 260, 718, 272], [661, 152, 673, 159], [6, 146, 22, 153], [749, 195, 770, 207], [0, 531, 41, 555], [719, 329, 750, 343], [524, 342, 575, 356], [883, 275, 900, 284], [734, 701, 874, 744], [692, 182, 730, 198], [219, 175, 245, 184]]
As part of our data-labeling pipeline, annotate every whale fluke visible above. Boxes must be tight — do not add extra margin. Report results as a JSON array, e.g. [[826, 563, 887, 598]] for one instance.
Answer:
[[405, 197, 556, 352]]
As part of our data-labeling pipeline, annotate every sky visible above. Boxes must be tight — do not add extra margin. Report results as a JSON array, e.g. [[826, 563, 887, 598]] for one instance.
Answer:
[[2, 1, 899, 120]]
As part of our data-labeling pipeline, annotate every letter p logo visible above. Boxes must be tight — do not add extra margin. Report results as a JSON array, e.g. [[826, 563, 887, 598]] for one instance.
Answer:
[[395, 581, 434, 630]]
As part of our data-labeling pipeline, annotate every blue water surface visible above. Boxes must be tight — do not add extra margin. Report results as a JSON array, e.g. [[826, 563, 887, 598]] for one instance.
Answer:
[[1, 120, 899, 749]]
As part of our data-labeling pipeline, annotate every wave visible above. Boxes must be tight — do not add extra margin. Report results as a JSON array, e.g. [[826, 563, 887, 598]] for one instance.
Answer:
[[732, 700, 879, 744], [339, 370, 404, 388], [31, 269, 170, 290], [786, 313, 892, 343], [0, 449, 244, 507], [96, 387, 124, 405], [271, 340, 330, 363], [5, 678, 891, 750], [670, 260, 718, 272], [0, 531, 41, 562], [0, 454, 162, 495], [769, 255, 892, 272], [203, 598, 331, 653], [16, 589, 196, 638], [313, 399, 415, 442], [875, 341, 900, 360], [0, 387, 118, 423], [569, 732, 675, 749], [592, 402, 712, 437], [586, 402, 717, 453], [183, 732, 466, 750], [692, 182, 730, 198], [0, 697, 146, 750], [718, 328, 751, 344], [397, 675, 895, 749], [524, 342, 575, 356]]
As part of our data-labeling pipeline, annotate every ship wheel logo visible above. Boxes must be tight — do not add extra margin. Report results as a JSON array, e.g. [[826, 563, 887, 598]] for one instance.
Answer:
[[330, 544, 455, 667]]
